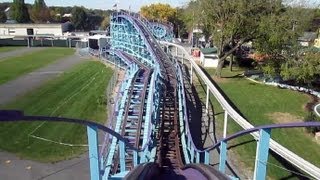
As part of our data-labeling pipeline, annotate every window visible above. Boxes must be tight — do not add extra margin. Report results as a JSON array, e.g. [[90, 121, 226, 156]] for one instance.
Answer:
[[8, 28, 15, 35]]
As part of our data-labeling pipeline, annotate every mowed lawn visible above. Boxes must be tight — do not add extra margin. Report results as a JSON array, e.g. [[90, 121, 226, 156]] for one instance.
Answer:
[[0, 46, 22, 53], [195, 67, 320, 179], [0, 48, 74, 85], [0, 61, 113, 162]]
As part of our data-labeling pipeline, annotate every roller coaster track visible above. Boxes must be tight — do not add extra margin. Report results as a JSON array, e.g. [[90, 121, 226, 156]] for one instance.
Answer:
[[160, 41, 320, 179], [119, 13, 185, 176], [103, 12, 320, 179], [156, 55, 184, 176]]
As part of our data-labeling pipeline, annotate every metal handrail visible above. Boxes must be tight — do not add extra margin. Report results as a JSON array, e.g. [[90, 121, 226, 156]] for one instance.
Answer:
[[0, 110, 138, 151]]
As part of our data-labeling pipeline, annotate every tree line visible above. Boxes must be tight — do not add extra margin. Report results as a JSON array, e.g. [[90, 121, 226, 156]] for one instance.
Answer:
[[0, 0, 112, 31], [141, 2, 320, 88]]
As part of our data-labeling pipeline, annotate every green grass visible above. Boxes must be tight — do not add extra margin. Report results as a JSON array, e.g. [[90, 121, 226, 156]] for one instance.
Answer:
[[0, 61, 113, 162], [0, 48, 74, 85], [195, 67, 320, 179], [0, 46, 22, 53]]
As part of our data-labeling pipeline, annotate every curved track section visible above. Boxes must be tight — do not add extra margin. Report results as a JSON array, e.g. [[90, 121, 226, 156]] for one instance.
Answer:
[[87, 12, 320, 179], [160, 41, 320, 179], [315, 104, 320, 117], [108, 12, 185, 178]]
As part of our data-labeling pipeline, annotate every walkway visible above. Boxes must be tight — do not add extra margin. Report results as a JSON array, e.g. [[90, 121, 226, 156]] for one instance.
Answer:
[[0, 47, 47, 61], [0, 151, 89, 180], [0, 55, 87, 106]]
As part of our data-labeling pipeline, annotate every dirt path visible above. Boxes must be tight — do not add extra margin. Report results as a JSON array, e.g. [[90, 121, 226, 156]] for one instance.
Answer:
[[0, 55, 87, 106], [0, 47, 47, 61]]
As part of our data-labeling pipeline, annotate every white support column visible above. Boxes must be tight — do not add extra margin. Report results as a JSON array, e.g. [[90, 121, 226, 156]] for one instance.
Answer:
[[182, 53, 185, 65], [175, 46, 178, 57], [190, 65, 193, 84], [223, 110, 228, 138], [205, 85, 210, 114]]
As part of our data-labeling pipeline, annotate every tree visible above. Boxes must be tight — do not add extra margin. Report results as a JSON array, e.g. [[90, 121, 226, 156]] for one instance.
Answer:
[[50, 9, 61, 23], [198, 0, 308, 77], [0, 11, 6, 23], [140, 3, 177, 22], [281, 51, 320, 86], [30, 0, 51, 23], [86, 14, 103, 30], [100, 16, 110, 30], [71, 6, 87, 30], [254, 5, 313, 77], [11, 0, 30, 23]]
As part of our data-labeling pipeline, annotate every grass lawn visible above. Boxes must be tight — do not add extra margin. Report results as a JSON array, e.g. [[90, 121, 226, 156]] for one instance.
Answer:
[[0, 46, 22, 53], [0, 61, 113, 162], [0, 48, 74, 85], [194, 67, 320, 179]]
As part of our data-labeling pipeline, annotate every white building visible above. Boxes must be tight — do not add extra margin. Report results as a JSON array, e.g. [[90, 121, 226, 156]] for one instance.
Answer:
[[298, 32, 317, 47], [199, 48, 219, 68], [88, 35, 110, 55], [0, 24, 63, 38]]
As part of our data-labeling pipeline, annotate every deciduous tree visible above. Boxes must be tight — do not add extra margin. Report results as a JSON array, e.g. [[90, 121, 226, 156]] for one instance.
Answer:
[[0, 11, 6, 23], [198, 0, 309, 77], [140, 3, 176, 22], [71, 6, 87, 30], [281, 51, 320, 86], [100, 16, 110, 30], [30, 0, 51, 23], [11, 0, 30, 23]]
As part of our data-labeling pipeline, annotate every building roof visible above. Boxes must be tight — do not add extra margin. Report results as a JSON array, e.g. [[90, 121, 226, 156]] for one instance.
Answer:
[[200, 47, 218, 54], [0, 24, 62, 28], [63, 14, 72, 18], [298, 32, 317, 42]]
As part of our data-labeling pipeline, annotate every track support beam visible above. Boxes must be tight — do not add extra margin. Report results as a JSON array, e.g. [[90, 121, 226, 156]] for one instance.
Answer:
[[87, 125, 101, 180], [253, 128, 271, 180]]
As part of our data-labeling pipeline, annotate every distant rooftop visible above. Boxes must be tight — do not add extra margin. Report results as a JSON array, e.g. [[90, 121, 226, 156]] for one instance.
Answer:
[[200, 47, 218, 54], [298, 32, 318, 42]]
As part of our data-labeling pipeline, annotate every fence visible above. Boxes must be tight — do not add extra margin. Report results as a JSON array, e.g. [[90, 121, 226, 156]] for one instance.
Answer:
[[0, 38, 78, 47]]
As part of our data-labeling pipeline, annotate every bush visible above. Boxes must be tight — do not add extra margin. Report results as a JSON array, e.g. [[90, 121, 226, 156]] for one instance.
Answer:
[[304, 112, 320, 134]]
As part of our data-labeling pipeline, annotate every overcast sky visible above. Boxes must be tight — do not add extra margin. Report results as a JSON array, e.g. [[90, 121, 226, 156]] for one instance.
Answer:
[[0, 0, 319, 11]]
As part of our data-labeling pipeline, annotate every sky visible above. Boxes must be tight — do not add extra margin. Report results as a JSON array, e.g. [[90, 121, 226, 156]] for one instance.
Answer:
[[0, 0, 190, 11], [0, 0, 319, 11]]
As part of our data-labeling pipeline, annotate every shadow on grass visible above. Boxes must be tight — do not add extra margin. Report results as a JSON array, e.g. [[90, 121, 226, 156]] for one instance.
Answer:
[[227, 139, 256, 150], [195, 66, 310, 179], [223, 74, 244, 79], [270, 151, 309, 180], [182, 64, 205, 148], [184, 64, 240, 178], [198, 66, 248, 121]]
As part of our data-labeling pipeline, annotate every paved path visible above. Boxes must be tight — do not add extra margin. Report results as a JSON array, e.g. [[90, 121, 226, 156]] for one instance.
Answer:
[[0, 151, 90, 180], [0, 47, 47, 61], [0, 55, 87, 106]]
